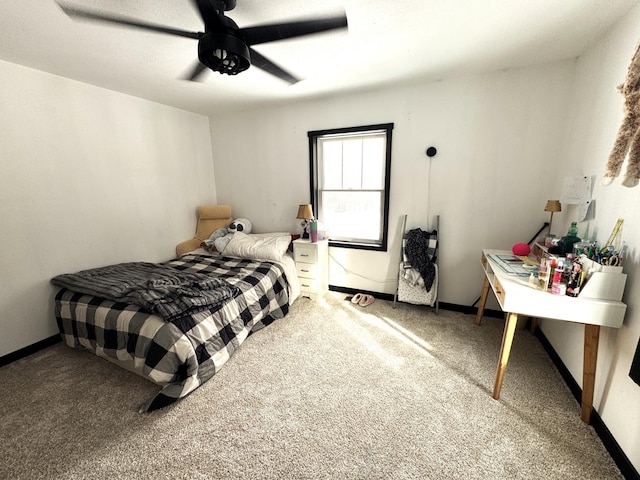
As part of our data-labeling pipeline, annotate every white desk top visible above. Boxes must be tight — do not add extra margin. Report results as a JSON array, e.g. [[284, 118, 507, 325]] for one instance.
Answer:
[[482, 249, 626, 328]]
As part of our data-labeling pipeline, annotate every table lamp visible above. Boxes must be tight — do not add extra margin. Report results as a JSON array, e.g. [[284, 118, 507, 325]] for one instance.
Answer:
[[544, 200, 561, 235], [296, 204, 314, 238]]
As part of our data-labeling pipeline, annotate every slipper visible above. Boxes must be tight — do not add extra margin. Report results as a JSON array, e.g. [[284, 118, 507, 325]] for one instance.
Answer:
[[359, 294, 375, 307], [351, 293, 363, 304]]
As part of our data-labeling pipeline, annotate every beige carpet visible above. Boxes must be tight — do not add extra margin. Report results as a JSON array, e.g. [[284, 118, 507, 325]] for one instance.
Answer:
[[0, 293, 622, 479]]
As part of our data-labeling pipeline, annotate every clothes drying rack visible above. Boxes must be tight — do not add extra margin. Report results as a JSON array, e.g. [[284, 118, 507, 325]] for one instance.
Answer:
[[392, 214, 439, 314]]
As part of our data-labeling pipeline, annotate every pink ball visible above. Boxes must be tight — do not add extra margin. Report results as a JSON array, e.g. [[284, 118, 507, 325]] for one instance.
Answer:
[[512, 243, 531, 256]]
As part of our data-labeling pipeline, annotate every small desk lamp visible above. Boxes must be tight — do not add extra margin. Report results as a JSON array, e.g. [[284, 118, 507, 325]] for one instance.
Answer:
[[296, 204, 314, 238], [544, 200, 561, 235]]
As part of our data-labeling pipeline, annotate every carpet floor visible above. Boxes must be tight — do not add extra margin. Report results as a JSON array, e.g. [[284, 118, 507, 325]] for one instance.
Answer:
[[0, 292, 622, 479]]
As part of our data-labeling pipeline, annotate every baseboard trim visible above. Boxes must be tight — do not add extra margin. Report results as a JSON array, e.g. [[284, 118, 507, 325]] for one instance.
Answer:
[[328, 286, 504, 318], [0, 334, 61, 368], [535, 328, 639, 480]]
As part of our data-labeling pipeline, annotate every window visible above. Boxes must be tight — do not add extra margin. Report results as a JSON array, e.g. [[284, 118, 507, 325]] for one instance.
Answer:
[[308, 123, 393, 251]]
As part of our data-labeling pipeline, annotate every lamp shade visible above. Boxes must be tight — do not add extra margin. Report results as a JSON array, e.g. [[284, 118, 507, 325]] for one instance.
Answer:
[[544, 200, 561, 236], [296, 204, 314, 220], [544, 200, 562, 213]]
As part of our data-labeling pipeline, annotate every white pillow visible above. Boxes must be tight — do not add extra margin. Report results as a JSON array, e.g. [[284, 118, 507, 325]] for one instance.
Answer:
[[223, 232, 291, 262]]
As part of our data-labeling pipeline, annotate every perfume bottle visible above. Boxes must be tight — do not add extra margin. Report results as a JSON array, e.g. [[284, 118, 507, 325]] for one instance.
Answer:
[[537, 258, 549, 291]]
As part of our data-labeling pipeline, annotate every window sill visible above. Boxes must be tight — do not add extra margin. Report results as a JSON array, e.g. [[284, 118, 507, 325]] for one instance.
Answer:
[[329, 240, 387, 252]]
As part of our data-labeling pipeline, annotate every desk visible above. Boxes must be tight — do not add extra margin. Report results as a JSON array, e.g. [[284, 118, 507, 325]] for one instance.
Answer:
[[476, 249, 626, 423]]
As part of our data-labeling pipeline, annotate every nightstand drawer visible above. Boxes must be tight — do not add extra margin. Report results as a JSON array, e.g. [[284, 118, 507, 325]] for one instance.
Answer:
[[296, 262, 319, 279], [299, 277, 319, 292], [294, 245, 317, 263]]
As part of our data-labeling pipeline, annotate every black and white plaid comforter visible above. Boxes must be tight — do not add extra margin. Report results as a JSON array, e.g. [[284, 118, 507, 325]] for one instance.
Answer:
[[54, 253, 289, 412]]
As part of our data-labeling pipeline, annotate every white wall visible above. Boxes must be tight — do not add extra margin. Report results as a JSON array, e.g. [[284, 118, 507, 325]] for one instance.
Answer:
[[0, 60, 217, 357], [210, 61, 575, 306], [540, 6, 640, 471]]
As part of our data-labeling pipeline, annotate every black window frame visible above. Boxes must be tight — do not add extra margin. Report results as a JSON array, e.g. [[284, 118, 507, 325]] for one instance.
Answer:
[[308, 123, 393, 252]]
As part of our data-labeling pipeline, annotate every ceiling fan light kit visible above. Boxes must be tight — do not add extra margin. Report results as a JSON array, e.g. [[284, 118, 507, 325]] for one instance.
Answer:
[[58, 0, 347, 84], [200, 33, 250, 76]]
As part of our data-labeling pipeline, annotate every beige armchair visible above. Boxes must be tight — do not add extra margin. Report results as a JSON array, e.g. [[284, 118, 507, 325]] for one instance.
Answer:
[[176, 205, 233, 256]]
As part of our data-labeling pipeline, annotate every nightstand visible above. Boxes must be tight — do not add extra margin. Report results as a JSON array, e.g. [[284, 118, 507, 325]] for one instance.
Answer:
[[293, 239, 328, 300]]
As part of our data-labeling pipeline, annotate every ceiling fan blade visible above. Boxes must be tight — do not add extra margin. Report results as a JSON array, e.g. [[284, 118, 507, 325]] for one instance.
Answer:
[[183, 62, 209, 82], [249, 48, 299, 84], [239, 13, 347, 46], [58, 4, 201, 40]]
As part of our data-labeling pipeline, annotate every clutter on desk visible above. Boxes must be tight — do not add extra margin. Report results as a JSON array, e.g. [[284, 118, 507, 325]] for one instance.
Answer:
[[530, 219, 628, 300], [543, 222, 581, 256]]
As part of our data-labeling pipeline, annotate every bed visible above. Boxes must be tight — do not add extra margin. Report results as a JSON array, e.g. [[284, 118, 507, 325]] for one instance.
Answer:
[[52, 222, 300, 412]]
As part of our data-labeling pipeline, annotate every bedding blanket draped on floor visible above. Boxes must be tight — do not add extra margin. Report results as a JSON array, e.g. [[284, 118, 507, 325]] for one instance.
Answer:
[[53, 254, 289, 411]]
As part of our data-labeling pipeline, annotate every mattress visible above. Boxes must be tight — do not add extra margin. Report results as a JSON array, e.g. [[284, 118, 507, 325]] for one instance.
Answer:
[[54, 252, 295, 411]]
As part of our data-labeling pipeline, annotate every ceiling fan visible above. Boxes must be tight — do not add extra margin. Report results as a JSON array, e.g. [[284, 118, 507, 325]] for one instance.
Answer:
[[57, 0, 348, 84]]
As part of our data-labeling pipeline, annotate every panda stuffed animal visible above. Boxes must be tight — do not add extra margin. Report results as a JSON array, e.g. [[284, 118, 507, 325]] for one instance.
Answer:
[[203, 218, 253, 252]]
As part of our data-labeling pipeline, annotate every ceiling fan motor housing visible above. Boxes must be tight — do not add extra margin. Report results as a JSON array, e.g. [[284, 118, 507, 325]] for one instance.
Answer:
[[198, 31, 250, 75], [213, 0, 237, 12]]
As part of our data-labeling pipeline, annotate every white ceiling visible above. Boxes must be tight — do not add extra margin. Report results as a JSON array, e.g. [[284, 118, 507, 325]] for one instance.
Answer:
[[0, 0, 637, 115]]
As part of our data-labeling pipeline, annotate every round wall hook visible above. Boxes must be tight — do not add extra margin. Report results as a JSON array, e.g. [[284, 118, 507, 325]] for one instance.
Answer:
[[426, 146, 437, 157]]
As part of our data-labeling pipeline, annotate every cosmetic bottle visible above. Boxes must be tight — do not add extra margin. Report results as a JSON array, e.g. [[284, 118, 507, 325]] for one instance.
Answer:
[[550, 259, 567, 295], [537, 259, 549, 291]]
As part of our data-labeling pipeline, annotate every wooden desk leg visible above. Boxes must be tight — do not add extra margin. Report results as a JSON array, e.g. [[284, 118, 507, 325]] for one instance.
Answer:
[[530, 317, 538, 335], [475, 276, 491, 326], [493, 312, 518, 400], [581, 324, 600, 424]]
